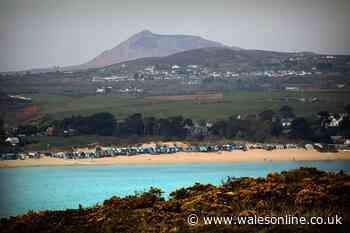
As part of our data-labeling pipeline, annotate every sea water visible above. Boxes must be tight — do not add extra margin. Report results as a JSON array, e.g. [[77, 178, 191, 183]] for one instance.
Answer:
[[0, 160, 350, 218]]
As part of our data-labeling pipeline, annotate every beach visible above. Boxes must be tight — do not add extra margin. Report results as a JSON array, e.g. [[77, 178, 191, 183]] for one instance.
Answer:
[[1, 149, 350, 168]]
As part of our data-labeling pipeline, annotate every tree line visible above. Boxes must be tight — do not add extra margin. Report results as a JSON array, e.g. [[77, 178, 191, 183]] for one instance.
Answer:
[[52, 113, 193, 140], [11, 104, 350, 143]]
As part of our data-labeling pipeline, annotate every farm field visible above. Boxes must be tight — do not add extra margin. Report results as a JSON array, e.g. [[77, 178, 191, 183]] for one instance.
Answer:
[[144, 93, 223, 101], [19, 89, 350, 122]]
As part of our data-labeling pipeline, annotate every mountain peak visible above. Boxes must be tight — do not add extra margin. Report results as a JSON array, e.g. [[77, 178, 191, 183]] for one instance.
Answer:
[[80, 31, 229, 69], [131, 30, 154, 39], [139, 29, 153, 35]]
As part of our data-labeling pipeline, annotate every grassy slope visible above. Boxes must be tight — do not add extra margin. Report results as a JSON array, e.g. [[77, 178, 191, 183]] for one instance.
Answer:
[[27, 90, 350, 121]]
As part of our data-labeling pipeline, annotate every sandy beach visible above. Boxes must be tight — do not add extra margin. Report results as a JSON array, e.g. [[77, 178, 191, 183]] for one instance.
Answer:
[[1, 149, 350, 168]]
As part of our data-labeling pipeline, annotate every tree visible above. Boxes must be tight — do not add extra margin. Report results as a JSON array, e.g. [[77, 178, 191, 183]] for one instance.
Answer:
[[168, 116, 187, 139], [345, 104, 350, 115], [90, 112, 116, 136], [271, 120, 283, 136], [16, 124, 39, 135], [311, 127, 331, 143], [0, 118, 5, 137], [0, 118, 6, 145], [317, 111, 331, 128], [143, 117, 156, 136], [157, 118, 172, 138], [211, 120, 227, 138], [252, 121, 272, 141], [124, 113, 144, 136], [279, 105, 295, 118], [339, 115, 350, 137], [259, 110, 275, 122], [317, 111, 330, 119], [183, 118, 194, 127], [290, 117, 310, 139], [0, 117, 12, 152]]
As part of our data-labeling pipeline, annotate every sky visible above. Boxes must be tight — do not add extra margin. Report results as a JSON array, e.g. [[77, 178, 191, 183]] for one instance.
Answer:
[[0, 0, 350, 72]]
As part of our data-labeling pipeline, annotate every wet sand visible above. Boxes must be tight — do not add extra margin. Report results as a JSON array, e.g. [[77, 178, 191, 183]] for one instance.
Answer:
[[1, 149, 350, 168]]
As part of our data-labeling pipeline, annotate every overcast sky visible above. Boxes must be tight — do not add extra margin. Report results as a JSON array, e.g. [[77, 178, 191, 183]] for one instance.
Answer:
[[1, 0, 349, 72]]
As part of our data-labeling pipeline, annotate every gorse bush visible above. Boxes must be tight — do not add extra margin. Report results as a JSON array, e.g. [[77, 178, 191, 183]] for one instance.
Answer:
[[1, 167, 349, 233]]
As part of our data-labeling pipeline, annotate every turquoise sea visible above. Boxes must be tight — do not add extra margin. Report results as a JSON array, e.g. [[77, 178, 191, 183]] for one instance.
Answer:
[[1, 160, 350, 218]]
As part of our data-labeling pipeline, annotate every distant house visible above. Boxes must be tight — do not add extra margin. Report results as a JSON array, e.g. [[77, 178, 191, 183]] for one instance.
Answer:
[[189, 122, 210, 138], [144, 66, 155, 73], [326, 114, 345, 128], [106, 86, 113, 93], [5, 137, 20, 146], [281, 118, 293, 128], [285, 86, 300, 92], [309, 97, 319, 103], [63, 129, 76, 137], [96, 87, 106, 94], [46, 127, 55, 136]]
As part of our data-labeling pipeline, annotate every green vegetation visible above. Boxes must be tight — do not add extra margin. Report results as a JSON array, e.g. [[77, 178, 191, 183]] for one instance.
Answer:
[[26, 90, 350, 121], [1, 168, 349, 233], [24, 135, 120, 151], [12, 103, 350, 150]]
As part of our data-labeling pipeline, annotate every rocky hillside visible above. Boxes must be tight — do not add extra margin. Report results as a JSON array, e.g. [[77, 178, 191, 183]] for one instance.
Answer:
[[73, 30, 232, 70]]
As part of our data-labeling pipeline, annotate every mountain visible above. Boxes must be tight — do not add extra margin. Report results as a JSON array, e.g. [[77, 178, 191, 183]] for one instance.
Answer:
[[71, 30, 234, 70], [105, 47, 295, 71]]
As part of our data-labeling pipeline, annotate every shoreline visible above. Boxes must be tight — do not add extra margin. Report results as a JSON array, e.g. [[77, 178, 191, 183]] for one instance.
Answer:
[[1, 149, 350, 168]]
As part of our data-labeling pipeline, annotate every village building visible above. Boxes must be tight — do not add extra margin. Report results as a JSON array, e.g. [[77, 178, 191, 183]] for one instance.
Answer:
[[281, 118, 293, 128], [326, 114, 345, 128], [46, 127, 55, 136], [96, 87, 106, 94], [5, 137, 20, 146]]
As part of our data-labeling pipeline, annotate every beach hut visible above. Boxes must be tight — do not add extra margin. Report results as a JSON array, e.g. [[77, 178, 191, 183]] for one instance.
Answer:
[[286, 144, 298, 149], [275, 144, 285, 150], [126, 147, 136, 155], [136, 147, 143, 154], [143, 147, 151, 154], [230, 144, 237, 150], [114, 148, 121, 155], [305, 144, 314, 150], [237, 144, 248, 151], [223, 144, 236, 151], [199, 146, 208, 152], [120, 148, 128, 156], [185, 146, 196, 152], [211, 145, 219, 152]]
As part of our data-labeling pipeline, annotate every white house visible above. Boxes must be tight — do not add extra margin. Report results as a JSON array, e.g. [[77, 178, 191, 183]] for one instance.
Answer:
[[327, 114, 345, 128], [96, 87, 106, 94], [285, 86, 300, 92], [5, 137, 20, 146], [144, 66, 155, 73], [281, 118, 293, 128]]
